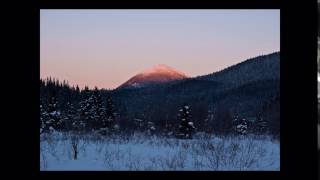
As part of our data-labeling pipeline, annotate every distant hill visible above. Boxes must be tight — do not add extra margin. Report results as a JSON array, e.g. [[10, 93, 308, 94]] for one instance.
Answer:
[[196, 52, 280, 91]]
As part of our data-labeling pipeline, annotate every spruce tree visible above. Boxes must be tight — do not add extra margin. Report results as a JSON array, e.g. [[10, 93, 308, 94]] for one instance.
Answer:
[[40, 103, 48, 134], [92, 87, 106, 131], [46, 94, 62, 132], [99, 95, 117, 135], [63, 101, 77, 131], [233, 117, 248, 135], [176, 103, 195, 139], [78, 87, 93, 132]]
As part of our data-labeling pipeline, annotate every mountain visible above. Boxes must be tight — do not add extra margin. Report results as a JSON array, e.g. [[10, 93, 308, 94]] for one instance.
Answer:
[[111, 51, 280, 134], [118, 64, 188, 89]]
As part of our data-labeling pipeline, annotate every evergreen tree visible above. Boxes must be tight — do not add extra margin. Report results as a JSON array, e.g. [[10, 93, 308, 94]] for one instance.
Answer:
[[40, 103, 48, 134], [76, 85, 80, 93], [233, 117, 248, 135], [176, 103, 196, 139], [40, 77, 84, 133], [99, 95, 117, 135], [92, 87, 106, 131], [46, 93, 63, 132], [78, 87, 95, 131], [63, 101, 77, 131], [106, 96, 116, 126]]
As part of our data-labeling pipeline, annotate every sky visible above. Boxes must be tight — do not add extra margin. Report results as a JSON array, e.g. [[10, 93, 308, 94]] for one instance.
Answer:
[[40, 9, 280, 89]]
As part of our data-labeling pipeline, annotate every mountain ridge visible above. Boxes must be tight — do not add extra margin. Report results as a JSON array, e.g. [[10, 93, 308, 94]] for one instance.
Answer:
[[112, 51, 280, 122]]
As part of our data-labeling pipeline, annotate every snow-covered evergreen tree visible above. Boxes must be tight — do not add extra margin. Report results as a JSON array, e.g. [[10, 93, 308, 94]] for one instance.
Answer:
[[46, 95, 63, 132], [233, 117, 248, 135], [40, 103, 48, 134], [91, 88, 106, 131], [78, 87, 93, 131], [176, 104, 196, 139], [99, 95, 116, 135]]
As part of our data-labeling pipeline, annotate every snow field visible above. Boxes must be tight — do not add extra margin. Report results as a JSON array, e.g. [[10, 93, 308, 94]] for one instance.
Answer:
[[40, 132, 279, 171]]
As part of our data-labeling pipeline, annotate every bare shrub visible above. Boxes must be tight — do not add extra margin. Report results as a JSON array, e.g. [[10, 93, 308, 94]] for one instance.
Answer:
[[70, 135, 79, 160]]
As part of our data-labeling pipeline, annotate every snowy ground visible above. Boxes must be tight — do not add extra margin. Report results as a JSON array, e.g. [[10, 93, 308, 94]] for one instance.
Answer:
[[40, 132, 280, 171]]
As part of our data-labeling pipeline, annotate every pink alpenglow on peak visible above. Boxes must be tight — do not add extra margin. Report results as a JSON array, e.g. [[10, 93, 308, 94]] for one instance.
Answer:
[[118, 64, 188, 89], [141, 64, 187, 77]]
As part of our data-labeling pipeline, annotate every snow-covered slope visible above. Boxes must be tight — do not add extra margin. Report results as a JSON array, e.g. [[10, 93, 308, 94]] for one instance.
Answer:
[[118, 64, 188, 89]]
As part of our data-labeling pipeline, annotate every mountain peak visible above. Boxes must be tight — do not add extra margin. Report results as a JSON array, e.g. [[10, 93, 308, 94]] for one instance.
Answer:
[[141, 64, 187, 77], [118, 64, 188, 89]]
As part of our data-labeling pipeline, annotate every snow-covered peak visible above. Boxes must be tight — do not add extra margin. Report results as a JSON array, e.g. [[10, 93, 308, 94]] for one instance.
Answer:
[[118, 64, 188, 89], [141, 64, 187, 77]]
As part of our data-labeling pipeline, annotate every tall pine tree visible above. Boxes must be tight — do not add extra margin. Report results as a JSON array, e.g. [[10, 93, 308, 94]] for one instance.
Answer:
[[176, 103, 196, 139], [92, 87, 106, 131], [78, 87, 93, 132], [99, 95, 117, 135]]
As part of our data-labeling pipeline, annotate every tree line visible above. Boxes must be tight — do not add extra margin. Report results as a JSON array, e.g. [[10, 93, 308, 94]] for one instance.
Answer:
[[40, 77, 279, 139]]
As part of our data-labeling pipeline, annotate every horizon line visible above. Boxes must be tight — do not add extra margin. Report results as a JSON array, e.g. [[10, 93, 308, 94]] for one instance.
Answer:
[[40, 51, 280, 90]]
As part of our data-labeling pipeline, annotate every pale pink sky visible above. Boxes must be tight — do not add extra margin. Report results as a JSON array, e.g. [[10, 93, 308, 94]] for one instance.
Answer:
[[40, 10, 280, 89]]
